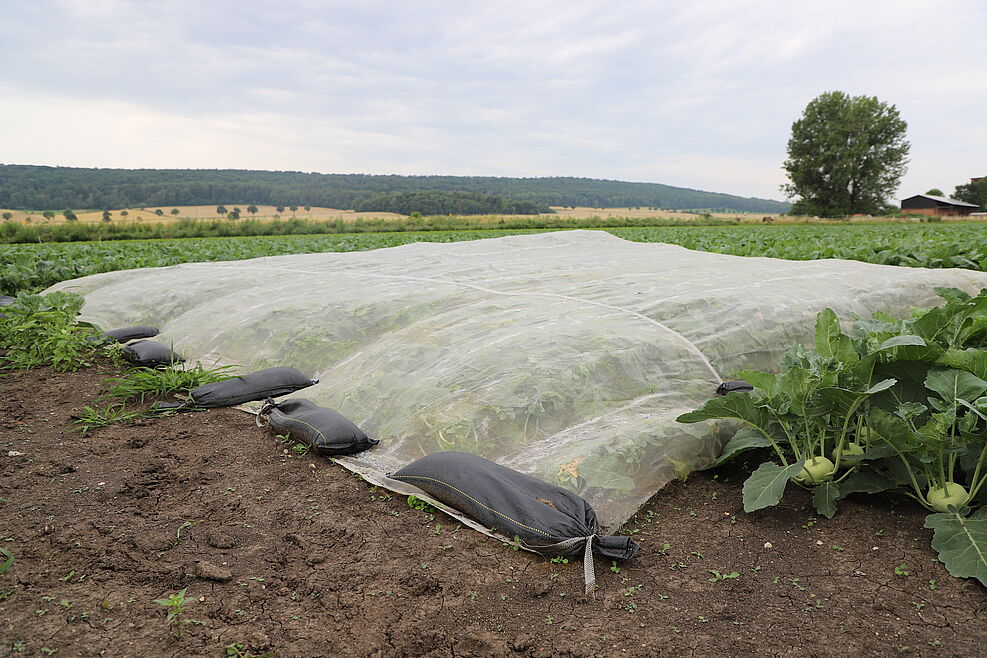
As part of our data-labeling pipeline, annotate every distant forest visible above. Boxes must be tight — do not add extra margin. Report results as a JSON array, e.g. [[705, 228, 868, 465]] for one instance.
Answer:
[[0, 165, 791, 213], [354, 191, 548, 215]]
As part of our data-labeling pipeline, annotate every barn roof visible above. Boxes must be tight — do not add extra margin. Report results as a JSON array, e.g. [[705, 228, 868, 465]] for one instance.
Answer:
[[902, 194, 979, 207]]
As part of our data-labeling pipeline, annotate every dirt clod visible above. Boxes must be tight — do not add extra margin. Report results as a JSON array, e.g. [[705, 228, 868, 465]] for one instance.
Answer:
[[205, 529, 236, 548], [192, 560, 233, 582]]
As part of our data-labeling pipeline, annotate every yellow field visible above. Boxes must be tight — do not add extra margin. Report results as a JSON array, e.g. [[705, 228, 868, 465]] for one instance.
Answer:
[[550, 207, 774, 222], [0, 205, 744, 226], [0, 205, 404, 225], [0, 205, 968, 226]]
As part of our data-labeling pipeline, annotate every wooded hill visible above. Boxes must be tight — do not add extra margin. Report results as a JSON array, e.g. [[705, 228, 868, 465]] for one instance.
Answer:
[[0, 165, 790, 213]]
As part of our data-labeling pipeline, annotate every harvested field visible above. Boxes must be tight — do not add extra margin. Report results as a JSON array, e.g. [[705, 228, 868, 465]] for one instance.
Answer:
[[0, 206, 404, 226]]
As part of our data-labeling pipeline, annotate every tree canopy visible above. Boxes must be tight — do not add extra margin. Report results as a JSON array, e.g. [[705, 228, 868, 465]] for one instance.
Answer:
[[352, 191, 549, 215], [782, 91, 909, 217], [953, 178, 987, 210], [0, 165, 789, 214]]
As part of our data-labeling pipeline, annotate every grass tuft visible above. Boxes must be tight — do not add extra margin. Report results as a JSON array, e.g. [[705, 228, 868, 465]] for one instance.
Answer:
[[103, 363, 238, 402]]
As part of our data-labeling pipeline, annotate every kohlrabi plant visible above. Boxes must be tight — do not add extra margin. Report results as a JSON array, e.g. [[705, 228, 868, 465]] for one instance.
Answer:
[[865, 368, 987, 512], [0, 291, 101, 371], [679, 288, 987, 588], [678, 308, 899, 519]]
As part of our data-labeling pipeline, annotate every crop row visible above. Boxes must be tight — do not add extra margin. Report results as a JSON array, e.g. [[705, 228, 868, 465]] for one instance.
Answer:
[[2, 223, 986, 295], [0, 230, 548, 295], [617, 223, 987, 270]]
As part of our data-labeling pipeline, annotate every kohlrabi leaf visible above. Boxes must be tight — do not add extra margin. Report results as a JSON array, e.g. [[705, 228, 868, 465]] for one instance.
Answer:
[[735, 370, 780, 397], [699, 428, 773, 471], [938, 349, 987, 381], [914, 295, 987, 350], [812, 482, 840, 519], [953, 296, 987, 346], [817, 381, 893, 418], [934, 287, 972, 304], [924, 508, 987, 587], [869, 361, 934, 414], [856, 339, 943, 388], [676, 393, 781, 441], [867, 407, 919, 451], [742, 461, 804, 513], [916, 412, 954, 447], [912, 306, 957, 348], [815, 309, 859, 366], [958, 437, 987, 474], [925, 368, 987, 408], [894, 402, 928, 422], [779, 343, 812, 372], [867, 378, 898, 394], [876, 335, 927, 351], [885, 344, 944, 364], [780, 367, 831, 417], [859, 443, 898, 461], [957, 397, 987, 423], [881, 458, 919, 488], [836, 469, 901, 498]]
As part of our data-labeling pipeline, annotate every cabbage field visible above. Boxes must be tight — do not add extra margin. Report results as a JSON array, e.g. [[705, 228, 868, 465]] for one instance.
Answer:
[[2, 222, 986, 295]]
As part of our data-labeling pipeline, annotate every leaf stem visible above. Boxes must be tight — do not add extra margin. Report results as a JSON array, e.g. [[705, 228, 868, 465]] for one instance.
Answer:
[[881, 437, 931, 509]]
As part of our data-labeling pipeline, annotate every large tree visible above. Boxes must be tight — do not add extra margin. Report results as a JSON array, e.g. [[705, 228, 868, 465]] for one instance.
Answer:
[[953, 178, 987, 210], [782, 91, 909, 217]]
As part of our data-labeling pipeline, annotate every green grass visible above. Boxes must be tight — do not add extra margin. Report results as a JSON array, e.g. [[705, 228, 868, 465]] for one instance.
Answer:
[[71, 403, 163, 434], [102, 363, 238, 402], [2, 223, 985, 295]]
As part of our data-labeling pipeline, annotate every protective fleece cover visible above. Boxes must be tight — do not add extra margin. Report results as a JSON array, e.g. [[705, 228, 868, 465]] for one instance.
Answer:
[[261, 398, 379, 456], [392, 452, 639, 559], [49, 231, 987, 530]]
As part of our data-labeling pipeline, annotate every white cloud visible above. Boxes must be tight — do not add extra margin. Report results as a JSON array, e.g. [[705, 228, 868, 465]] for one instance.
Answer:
[[2, 0, 986, 200]]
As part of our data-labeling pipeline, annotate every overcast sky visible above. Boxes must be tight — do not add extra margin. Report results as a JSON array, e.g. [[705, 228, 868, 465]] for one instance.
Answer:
[[2, 0, 985, 201]]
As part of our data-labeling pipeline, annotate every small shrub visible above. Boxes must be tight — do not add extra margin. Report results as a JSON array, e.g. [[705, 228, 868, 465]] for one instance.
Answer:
[[0, 292, 100, 371]]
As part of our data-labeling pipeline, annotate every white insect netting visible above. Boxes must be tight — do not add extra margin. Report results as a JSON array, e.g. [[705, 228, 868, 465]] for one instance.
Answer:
[[51, 230, 987, 530]]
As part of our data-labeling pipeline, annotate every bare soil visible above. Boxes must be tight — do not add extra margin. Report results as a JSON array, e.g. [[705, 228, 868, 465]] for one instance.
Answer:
[[2, 361, 986, 657]]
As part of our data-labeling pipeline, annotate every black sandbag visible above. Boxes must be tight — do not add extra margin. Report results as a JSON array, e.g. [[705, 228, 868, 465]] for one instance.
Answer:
[[391, 452, 639, 561], [122, 340, 184, 367], [259, 398, 378, 455], [106, 326, 160, 343], [88, 326, 161, 345], [190, 367, 317, 408]]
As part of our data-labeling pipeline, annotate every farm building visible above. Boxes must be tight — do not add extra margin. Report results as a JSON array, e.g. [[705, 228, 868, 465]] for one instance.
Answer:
[[900, 193, 979, 216]]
